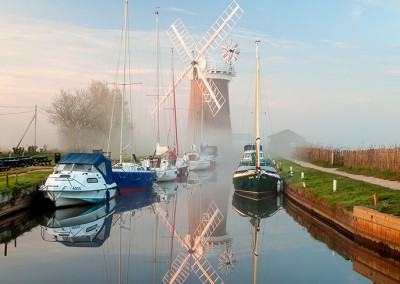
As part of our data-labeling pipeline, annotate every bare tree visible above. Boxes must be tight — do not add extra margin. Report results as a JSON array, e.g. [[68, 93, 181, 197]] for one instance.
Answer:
[[46, 80, 125, 152]]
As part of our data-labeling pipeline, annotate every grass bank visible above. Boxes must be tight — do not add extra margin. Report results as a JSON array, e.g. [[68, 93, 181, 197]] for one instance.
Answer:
[[277, 159, 400, 216], [0, 168, 52, 193]]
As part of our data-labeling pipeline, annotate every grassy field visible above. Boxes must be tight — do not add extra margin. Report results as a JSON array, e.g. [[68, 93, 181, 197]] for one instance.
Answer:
[[277, 159, 400, 216]]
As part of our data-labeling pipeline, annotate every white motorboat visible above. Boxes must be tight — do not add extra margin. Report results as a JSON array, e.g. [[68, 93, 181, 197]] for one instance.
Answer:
[[40, 153, 118, 208]]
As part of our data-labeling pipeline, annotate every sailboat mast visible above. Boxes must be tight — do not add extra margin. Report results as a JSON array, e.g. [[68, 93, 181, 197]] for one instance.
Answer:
[[34, 105, 37, 151], [119, 0, 129, 164], [156, 9, 160, 144], [171, 48, 179, 155], [255, 40, 261, 170]]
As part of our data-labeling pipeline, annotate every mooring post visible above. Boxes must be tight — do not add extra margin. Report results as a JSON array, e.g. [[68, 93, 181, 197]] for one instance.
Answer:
[[333, 180, 337, 192], [6, 173, 9, 187], [373, 193, 378, 206]]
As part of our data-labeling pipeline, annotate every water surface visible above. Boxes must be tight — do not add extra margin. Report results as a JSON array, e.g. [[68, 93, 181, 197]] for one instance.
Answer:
[[0, 166, 390, 283]]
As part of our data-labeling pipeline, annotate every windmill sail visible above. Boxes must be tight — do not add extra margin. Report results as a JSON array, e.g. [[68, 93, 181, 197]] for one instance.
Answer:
[[150, 0, 244, 118]]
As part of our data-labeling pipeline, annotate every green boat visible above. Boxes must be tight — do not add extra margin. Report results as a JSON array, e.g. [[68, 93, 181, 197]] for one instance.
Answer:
[[232, 144, 281, 196], [232, 41, 281, 198]]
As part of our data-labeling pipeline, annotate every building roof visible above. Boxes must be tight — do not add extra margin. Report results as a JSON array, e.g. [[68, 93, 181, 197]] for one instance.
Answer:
[[267, 129, 305, 140]]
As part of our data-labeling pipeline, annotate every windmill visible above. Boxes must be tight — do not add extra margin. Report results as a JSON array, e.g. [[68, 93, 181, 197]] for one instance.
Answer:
[[150, 1, 244, 153], [156, 200, 224, 284]]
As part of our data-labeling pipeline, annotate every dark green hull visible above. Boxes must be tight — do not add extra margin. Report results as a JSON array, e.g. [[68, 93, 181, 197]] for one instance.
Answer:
[[232, 171, 280, 197]]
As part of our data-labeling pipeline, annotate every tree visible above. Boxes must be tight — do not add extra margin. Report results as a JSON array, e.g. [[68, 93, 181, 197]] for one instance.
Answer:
[[46, 80, 126, 152]]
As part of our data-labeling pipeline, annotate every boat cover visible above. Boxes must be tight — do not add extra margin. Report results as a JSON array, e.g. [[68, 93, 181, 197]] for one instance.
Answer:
[[58, 153, 114, 184]]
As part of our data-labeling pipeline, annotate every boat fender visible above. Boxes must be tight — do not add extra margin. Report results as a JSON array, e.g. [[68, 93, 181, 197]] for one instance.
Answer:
[[240, 181, 244, 189], [248, 181, 252, 188]]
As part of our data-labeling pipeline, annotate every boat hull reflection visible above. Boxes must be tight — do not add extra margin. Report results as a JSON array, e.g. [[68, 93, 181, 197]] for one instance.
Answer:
[[39, 200, 116, 247]]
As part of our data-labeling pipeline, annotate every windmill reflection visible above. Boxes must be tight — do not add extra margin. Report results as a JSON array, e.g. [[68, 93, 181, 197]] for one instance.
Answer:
[[155, 167, 232, 284]]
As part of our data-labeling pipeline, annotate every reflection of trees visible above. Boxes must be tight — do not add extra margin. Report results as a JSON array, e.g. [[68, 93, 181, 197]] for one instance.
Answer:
[[46, 80, 129, 152]]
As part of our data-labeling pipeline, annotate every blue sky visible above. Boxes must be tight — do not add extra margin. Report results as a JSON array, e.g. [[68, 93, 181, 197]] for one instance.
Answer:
[[1, 0, 399, 153]]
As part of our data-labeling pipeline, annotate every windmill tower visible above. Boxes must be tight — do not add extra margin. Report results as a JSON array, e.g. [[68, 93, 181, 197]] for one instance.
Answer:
[[151, 1, 243, 155]]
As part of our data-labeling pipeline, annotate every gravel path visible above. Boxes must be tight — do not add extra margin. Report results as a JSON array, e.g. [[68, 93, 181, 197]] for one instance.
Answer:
[[289, 159, 400, 190]]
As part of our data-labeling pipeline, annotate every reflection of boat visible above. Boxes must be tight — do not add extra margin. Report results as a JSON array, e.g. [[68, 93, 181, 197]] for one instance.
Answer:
[[115, 188, 156, 214], [232, 191, 282, 284], [232, 41, 281, 197], [39, 199, 116, 247], [106, 188, 157, 284], [232, 191, 281, 220], [186, 170, 212, 190], [39, 153, 118, 208]]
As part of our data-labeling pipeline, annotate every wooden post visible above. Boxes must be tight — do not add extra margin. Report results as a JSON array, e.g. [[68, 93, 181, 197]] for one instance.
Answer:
[[373, 193, 378, 206], [6, 173, 9, 187], [15, 172, 18, 184]]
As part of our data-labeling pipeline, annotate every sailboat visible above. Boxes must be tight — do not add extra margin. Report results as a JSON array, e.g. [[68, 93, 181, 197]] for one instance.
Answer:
[[232, 40, 281, 197], [231, 191, 282, 284], [169, 47, 189, 177], [110, 0, 157, 191], [141, 11, 178, 183]]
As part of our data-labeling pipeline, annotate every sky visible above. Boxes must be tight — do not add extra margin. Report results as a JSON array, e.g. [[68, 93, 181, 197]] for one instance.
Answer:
[[1, 0, 400, 154]]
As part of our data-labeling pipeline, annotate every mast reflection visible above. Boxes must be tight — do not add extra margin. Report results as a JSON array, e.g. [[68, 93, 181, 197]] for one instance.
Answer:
[[232, 192, 282, 284]]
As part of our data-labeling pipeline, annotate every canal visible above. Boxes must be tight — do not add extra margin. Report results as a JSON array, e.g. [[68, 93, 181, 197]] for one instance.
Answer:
[[0, 164, 396, 283]]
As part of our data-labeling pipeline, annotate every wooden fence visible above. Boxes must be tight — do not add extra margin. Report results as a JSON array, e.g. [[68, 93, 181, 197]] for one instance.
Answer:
[[296, 146, 400, 173]]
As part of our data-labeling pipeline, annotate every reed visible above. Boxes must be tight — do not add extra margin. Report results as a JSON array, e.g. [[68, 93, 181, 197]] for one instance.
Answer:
[[296, 146, 400, 174]]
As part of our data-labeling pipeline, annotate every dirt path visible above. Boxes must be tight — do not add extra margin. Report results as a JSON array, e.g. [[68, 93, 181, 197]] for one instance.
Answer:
[[289, 159, 400, 190]]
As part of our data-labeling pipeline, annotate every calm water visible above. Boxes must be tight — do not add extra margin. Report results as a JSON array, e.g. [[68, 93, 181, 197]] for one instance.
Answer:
[[0, 164, 396, 284]]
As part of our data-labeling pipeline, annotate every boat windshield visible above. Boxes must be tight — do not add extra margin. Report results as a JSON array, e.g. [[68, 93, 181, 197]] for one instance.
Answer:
[[242, 151, 264, 159], [55, 163, 97, 173]]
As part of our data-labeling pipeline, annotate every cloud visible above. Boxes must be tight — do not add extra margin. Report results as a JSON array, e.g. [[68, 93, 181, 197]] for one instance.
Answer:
[[317, 39, 357, 49], [351, 5, 366, 21]]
